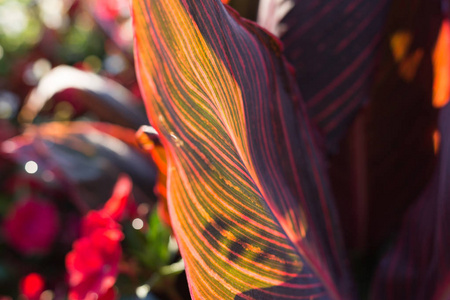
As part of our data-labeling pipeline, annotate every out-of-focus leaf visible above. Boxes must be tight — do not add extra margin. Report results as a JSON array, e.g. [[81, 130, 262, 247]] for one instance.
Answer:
[[263, 0, 441, 255], [136, 210, 172, 270], [0, 122, 157, 210], [0, 91, 20, 121], [150, 260, 189, 300], [258, 0, 392, 151], [136, 126, 170, 228], [0, 120, 18, 144], [329, 0, 441, 255], [133, 0, 352, 299], [370, 101, 450, 300], [19, 66, 148, 129], [121, 294, 161, 300], [227, 0, 260, 20], [432, 20, 450, 108]]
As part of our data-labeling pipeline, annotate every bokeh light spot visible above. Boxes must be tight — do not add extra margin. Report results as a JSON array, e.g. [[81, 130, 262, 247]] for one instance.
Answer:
[[132, 218, 144, 230], [25, 161, 38, 174]]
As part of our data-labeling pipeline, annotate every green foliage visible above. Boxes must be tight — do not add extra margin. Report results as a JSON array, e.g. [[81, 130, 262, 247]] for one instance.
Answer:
[[124, 210, 174, 271]]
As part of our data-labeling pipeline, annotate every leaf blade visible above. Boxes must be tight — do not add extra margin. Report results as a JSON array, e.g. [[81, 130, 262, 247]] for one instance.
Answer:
[[259, 0, 391, 151], [132, 1, 352, 299], [370, 101, 450, 299]]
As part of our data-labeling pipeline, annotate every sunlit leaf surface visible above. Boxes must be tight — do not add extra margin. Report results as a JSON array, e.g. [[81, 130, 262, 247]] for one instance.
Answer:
[[132, 0, 352, 298]]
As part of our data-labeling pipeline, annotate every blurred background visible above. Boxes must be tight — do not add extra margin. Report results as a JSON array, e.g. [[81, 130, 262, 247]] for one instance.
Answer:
[[0, 0, 200, 298], [0, 0, 260, 298]]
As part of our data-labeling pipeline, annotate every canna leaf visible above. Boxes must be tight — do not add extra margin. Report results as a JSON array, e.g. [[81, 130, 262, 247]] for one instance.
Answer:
[[258, 0, 391, 151], [1, 122, 157, 210], [20, 66, 148, 129], [265, 0, 441, 254], [132, 0, 352, 299], [370, 101, 450, 300], [329, 0, 442, 253]]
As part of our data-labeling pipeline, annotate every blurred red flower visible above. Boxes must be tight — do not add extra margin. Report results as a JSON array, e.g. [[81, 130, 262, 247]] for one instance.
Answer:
[[97, 287, 116, 300], [100, 174, 133, 221], [19, 273, 45, 300], [81, 211, 121, 237], [66, 175, 131, 300], [2, 197, 59, 255], [94, 0, 129, 21], [66, 228, 122, 300], [81, 174, 132, 236]]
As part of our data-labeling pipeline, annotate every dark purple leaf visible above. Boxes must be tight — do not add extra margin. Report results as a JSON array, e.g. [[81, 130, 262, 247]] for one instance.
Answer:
[[1, 122, 157, 211], [329, 0, 441, 253], [370, 101, 450, 299], [20, 66, 148, 129], [259, 0, 391, 151]]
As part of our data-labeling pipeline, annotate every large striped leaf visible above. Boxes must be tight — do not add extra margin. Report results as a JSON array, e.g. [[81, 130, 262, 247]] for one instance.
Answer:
[[132, 0, 352, 299], [328, 0, 441, 254], [259, 0, 391, 151], [370, 101, 450, 300], [262, 0, 441, 254]]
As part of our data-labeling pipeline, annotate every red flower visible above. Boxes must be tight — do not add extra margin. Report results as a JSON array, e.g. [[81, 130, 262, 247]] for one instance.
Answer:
[[97, 287, 116, 300], [2, 197, 59, 255], [19, 273, 45, 300], [66, 175, 131, 300], [94, 0, 129, 21], [66, 228, 122, 300], [100, 174, 133, 221], [81, 211, 121, 237]]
